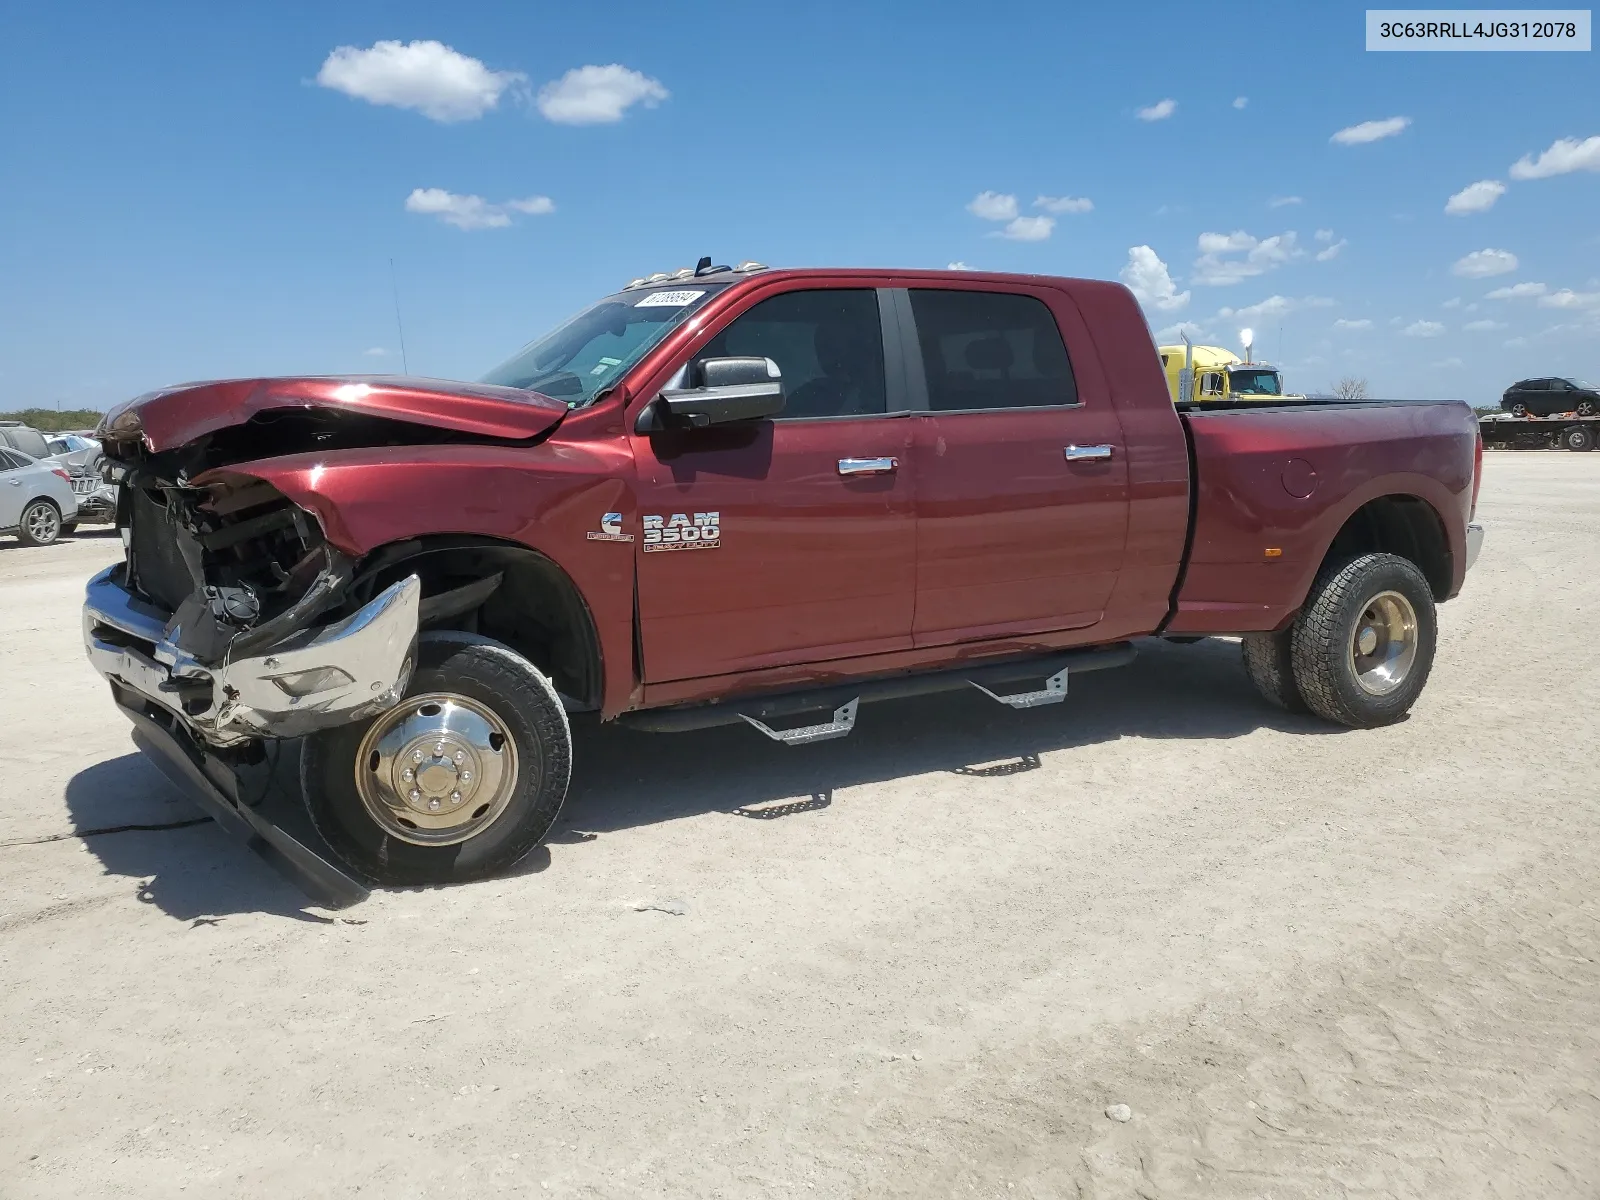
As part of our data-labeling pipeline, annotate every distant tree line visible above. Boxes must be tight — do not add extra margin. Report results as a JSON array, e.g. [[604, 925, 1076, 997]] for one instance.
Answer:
[[0, 408, 105, 433]]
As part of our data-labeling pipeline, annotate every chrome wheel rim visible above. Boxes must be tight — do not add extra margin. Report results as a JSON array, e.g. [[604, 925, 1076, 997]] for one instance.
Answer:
[[25, 504, 59, 543], [354, 692, 519, 847], [1348, 590, 1419, 697]]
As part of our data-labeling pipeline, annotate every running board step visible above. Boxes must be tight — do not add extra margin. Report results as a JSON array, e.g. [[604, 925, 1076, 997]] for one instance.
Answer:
[[969, 668, 1068, 709], [740, 699, 859, 746]]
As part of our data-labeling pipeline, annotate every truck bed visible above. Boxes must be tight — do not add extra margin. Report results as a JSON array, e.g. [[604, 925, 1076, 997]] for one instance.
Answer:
[[1167, 397, 1480, 635]]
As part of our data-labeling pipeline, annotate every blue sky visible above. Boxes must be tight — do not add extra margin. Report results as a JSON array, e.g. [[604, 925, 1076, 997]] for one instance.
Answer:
[[1, 0, 1596, 411]]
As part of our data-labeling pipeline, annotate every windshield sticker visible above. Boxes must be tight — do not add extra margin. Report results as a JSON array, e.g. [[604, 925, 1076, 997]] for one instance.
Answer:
[[642, 512, 720, 552], [634, 290, 706, 308]]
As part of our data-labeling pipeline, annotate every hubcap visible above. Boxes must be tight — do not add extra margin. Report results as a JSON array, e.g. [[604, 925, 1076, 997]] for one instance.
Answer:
[[354, 692, 519, 846], [25, 504, 58, 542], [1347, 590, 1419, 697]]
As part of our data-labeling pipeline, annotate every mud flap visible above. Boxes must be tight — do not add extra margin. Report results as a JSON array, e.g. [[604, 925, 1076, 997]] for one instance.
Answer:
[[122, 705, 369, 909]]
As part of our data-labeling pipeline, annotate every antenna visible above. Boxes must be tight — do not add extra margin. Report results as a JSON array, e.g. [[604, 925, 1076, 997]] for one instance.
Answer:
[[389, 258, 410, 375]]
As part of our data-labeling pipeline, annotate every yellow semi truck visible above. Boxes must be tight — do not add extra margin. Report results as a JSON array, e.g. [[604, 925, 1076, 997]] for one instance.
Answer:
[[1158, 338, 1298, 404]]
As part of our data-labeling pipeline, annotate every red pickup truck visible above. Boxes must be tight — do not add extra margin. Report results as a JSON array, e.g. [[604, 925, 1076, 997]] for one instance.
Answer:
[[85, 264, 1484, 904]]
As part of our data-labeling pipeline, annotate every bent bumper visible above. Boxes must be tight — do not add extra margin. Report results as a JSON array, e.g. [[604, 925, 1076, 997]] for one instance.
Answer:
[[1465, 521, 1485, 572], [84, 566, 420, 743]]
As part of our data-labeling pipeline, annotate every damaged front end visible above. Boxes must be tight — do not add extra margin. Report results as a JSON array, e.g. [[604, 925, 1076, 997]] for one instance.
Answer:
[[84, 470, 419, 745]]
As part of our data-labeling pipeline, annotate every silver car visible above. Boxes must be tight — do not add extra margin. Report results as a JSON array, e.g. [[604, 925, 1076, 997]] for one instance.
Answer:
[[0, 447, 79, 546], [46, 433, 115, 528]]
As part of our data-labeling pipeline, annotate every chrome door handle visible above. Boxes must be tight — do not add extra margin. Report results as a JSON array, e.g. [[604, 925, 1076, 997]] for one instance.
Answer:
[[838, 457, 898, 476], [1063, 444, 1113, 462]]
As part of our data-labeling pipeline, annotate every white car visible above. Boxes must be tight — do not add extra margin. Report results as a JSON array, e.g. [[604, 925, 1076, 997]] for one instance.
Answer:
[[0, 447, 79, 546]]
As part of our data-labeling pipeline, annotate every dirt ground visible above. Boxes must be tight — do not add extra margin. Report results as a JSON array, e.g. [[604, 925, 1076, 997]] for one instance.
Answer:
[[2, 454, 1597, 1199]]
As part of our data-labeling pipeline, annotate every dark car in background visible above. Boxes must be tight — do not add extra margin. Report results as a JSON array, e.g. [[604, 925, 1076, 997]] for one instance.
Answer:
[[0, 420, 54, 459], [1501, 377, 1600, 418]]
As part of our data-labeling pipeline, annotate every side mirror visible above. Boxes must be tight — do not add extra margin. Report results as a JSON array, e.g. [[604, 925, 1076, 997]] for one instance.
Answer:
[[635, 357, 784, 432]]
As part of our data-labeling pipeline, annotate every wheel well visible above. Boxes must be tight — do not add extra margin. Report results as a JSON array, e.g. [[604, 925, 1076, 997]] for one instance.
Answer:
[[1322, 496, 1451, 600], [349, 536, 602, 710]]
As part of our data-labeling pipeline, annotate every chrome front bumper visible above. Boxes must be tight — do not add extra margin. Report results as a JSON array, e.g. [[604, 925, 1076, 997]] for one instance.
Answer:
[[84, 565, 420, 743], [1465, 521, 1485, 572]]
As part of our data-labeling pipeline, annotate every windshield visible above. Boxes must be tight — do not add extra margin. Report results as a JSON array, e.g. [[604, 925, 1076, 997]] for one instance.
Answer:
[[1228, 367, 1283, 396], [479, 284, 727, 406], [1568, 378, 1595, 389]]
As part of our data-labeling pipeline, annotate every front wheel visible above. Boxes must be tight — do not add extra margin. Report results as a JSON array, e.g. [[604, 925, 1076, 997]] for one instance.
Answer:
[[1290, 553, 1437, 729], [302, 631, 572, 886], [18, 500, 62, 546], [1576, 400, 1598, 417], [1563, 426, 1594, 452]]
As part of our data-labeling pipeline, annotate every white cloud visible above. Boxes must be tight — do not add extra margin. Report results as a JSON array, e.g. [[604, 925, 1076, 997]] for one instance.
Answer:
[[995, 215, 1054, 242], [1192, 230, 1302, 285], [1432, 357, 1464, 369], [362, 346, 389, 357], [1509, 135, 1600, 180], [1154, 320, 1208, 342], [1034, 194, 1093, 214], [1331, 116, 1411, 145], [1444, 179, 1506, 215], [1441, 296, 1462, 309], [1333, 318, 1372, 330], [967, 191, 1018, 221], [947, 261, 971, 270], [535, 64, 668, 125], [1269, 196, 1303, 208], [1462, 319, 1504, 331], [1120, 246, 1190, 311], [1452, 248, 1517, 278], [404, 188, 556, 230], [1137, 98, 1177, 122], [1232, 96, 1248, 110], [1198, 230, 1256, 254], [1505, 336, 1529, 348], [1314, 229, 1335, 243], [1216, 294, 1331, 322], [1402, 320, 1446, 338], [1539, 289, 1600, 309], [1486, 281, 1546, 299], [1315, 239, 1348, 262], [316, 40, 523, 123]]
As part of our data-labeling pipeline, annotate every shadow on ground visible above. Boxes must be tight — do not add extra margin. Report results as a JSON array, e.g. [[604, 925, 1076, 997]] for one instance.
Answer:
[[64, 741, 335, 924], [561, 637, 1335, 831], [66, 637, 1336, 919]]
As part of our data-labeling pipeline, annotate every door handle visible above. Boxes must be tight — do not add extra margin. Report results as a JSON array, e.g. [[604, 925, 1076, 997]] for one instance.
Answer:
[[838, 457, 898, 476], [1063, 444, 1113, 462]]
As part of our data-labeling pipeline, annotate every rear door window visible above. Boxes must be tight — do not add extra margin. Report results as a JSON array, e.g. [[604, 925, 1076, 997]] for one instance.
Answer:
[[907, 289, 1078, 411]]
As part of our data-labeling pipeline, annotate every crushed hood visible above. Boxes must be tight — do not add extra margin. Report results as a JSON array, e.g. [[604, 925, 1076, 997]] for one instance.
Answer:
[[98, 375, 569, 453]]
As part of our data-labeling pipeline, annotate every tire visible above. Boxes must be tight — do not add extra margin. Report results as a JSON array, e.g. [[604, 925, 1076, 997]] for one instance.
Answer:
[[1510, 402, 1528, 417], [18, 499, 62, 547], [302, 631, 572, 886], [1577, 400, 1598, 417], [1290, 553, 1437, 729], [1240, 629, 1308, 713], [1563, 426, 1594, 452]]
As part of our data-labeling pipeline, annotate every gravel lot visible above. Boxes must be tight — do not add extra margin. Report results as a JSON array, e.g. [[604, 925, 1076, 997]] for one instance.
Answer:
[[3, 453, 1597, 1199]]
